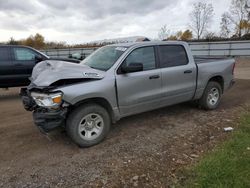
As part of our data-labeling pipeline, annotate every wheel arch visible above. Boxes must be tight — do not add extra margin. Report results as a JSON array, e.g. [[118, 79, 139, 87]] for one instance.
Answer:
[[68, 97, 117, 123], [207, 75, 224, 93]]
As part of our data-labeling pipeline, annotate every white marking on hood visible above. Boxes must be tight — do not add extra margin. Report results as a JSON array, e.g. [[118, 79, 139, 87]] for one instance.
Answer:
[[83, 72, 100, 77]]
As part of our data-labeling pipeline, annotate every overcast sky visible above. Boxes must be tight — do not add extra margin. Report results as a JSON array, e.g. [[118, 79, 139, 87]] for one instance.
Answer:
[[0, 0, 231, 44]]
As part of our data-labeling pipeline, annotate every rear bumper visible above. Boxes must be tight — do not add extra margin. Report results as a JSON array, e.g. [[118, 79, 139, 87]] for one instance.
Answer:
[[20, 87, 68, 133]]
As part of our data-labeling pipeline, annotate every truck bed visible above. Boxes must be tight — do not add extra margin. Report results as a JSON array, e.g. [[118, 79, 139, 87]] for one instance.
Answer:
[[194, 56, 233, 64], [193, 55, 235, 100]]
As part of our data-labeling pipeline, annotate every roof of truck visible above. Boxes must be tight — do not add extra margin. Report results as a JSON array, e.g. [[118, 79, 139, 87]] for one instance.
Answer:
[[110, 41, 188, 48]]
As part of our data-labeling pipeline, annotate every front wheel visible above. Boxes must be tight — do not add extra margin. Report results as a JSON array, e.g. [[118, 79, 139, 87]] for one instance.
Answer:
[[66, 104, 111, 147], [199, 81, 222, 110]]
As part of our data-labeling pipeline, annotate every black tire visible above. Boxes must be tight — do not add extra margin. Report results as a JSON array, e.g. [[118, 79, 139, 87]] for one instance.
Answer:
[[199, 81, 222, 110], [66, 103, 111, 147]]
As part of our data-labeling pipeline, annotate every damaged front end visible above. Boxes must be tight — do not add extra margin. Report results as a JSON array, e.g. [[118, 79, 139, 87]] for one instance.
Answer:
[[20, 60, 105, 133], [20, 86, 68, 133]]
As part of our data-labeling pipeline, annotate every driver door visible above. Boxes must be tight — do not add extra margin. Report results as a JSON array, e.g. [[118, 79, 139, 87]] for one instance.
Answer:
[[11, 47, 39, 85], [116, 46, 162, 116]]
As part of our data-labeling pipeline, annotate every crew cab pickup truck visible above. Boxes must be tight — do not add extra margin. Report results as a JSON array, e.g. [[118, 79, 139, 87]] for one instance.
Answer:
[[0, 45, 79, 88], [20, 41, 235, 147]]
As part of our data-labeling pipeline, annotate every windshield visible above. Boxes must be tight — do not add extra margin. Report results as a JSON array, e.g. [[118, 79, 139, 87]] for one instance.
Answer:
[[81, 46, 127, 71]]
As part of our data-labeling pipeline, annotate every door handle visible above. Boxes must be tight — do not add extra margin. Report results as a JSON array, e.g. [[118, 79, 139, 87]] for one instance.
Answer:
[[184, 70, 192, 74], [149, 75, 160, 79], [14, 63, 23, 66]]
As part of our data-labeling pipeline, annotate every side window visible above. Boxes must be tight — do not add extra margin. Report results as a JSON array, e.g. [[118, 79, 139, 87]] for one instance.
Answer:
[[159, 45, 188, 68], [0, 48, 10, 61], [124, 47, 156, 71], [14, 48, 36, 61]]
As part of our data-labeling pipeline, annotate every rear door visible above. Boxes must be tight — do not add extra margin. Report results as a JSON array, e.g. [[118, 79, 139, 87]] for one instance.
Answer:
[[158, 45, 197, 106], [116, 46, 162, 116], [0, 46, 15, 87]]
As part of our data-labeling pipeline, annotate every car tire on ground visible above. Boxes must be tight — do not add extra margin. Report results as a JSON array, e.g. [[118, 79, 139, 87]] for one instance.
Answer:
[[66, 103, 111, 147], [199, 81, 222, 110]]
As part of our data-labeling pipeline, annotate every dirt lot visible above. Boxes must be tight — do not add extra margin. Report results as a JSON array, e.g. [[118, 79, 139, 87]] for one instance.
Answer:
[[0, 58, 250, 188]]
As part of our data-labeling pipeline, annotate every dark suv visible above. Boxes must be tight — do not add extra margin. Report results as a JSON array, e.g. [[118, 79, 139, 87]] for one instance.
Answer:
[[0, 45, 79, 88]]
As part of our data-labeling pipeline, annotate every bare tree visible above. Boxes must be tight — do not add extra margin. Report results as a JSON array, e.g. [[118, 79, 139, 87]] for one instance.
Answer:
[[204, 32, 218, 40], [230, 0, 249, 36], [246, 0, 250, 19], [220, 13, 232, 38], [222, 0, 250, 37], [189, 2, 214, 40], [158, 25, 170, 40]]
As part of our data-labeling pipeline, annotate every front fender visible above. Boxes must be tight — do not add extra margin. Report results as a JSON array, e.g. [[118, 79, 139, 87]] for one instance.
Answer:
[[58, 79, 117, 109]]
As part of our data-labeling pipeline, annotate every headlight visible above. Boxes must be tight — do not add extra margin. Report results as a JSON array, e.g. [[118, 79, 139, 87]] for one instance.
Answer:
[[31, 92, 63, 108]]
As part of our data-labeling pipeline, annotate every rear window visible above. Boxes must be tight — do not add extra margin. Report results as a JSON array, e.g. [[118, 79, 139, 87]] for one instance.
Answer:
[[0, 48, 10, 61], [159, 45, 188, 67]]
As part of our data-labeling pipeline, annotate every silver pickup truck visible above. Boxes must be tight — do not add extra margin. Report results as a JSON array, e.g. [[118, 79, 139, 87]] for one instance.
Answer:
[[20, 41, 235, 147]]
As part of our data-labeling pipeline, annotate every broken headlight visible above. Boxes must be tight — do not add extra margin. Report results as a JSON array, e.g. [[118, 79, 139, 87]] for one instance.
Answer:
[[31, 92, 63, 108]]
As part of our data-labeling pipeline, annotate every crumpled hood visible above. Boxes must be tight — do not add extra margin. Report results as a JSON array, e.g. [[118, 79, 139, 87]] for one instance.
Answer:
[[31, 60, 105, 87]]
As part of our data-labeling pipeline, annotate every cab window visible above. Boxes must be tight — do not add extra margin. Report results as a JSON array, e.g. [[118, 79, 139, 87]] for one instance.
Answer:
[[159, 45, 188, 68], [124, 46, 156, 71]]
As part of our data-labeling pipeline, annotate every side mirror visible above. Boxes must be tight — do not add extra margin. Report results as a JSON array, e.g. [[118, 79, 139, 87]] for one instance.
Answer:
[[35, 55, 44, 62], [121, 62, 143, 73]]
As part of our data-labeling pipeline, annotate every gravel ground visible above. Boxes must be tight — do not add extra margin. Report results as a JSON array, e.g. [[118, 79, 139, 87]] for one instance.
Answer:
[[0, 58, 250, 188]]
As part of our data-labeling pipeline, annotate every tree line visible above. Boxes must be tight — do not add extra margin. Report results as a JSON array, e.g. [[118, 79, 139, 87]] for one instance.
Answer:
[[6, 33, 104, 50]]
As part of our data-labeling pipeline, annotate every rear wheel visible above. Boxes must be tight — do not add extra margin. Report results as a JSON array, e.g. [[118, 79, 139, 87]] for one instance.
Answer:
[[66, 104, 111, 147], [199, 81, 222, 110]]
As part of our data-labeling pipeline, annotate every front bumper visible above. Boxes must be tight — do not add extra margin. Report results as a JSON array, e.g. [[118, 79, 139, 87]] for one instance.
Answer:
[[33, 108, 67, 133], [20, 88, 68, 133]]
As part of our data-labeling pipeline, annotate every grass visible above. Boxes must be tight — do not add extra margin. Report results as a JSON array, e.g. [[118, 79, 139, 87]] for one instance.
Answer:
[[178, 112, 250, 188]]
